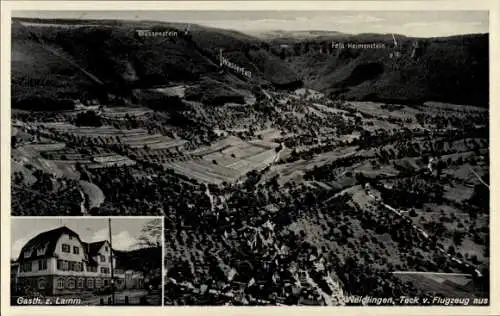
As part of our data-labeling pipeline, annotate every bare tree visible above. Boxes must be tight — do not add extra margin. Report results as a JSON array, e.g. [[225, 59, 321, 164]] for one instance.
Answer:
[[136, 218, 162, 248]]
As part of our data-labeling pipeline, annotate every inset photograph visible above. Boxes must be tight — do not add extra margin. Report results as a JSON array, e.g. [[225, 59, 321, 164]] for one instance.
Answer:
[[11, 217, 163, 306]]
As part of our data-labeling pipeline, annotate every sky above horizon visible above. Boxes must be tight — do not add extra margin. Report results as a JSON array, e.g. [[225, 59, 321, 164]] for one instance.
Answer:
[[11, 217, 160, 260], [13, 11, 488, 37]]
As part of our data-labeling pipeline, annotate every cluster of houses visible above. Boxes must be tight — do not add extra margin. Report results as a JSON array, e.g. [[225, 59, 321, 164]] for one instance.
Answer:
[[165, 218, 346, 306]]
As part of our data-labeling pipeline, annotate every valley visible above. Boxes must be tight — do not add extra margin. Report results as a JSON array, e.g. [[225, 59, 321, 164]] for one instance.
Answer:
[[10, 17, 490, 306]]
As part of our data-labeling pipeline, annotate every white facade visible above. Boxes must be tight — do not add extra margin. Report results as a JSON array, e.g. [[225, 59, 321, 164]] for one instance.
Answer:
[[18, 233, 116, 279]]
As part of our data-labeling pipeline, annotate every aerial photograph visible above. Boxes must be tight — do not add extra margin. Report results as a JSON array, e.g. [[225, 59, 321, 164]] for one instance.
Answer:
[[10, 10, 489, 306]]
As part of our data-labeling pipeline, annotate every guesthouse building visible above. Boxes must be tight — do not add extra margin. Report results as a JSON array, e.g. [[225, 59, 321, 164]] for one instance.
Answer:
[[13, 226, 144, 295]]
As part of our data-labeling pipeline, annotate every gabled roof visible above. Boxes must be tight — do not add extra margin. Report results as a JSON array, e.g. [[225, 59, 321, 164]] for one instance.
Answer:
[[81, 240, 109, 266], [82, 240, 107, 257], [18, 226, 81, 261]]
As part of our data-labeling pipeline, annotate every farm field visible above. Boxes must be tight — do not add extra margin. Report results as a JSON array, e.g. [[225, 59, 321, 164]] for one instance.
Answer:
[[87, 154, 136, 168], [153, 85, 190, 98], [254, 128, 282, 141], [13, 137, 136, 169], [36, 122, 186, 149], [310, 103, 349, 116], [346, 101, 423, 119], [101, 106, 153, 119], [422, 101, 488, 113], [392, 272, 483, 299], [264, 145, 374, 184], [350, 100, 488, 120], [12, 145, 82, 179], [164, 159, 241, 185], [166, 136, 279, 184]]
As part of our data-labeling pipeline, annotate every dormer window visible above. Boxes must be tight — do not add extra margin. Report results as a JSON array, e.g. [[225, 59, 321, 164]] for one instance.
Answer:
[[37, 247, 46, 256], [23, 248, 33, 258]]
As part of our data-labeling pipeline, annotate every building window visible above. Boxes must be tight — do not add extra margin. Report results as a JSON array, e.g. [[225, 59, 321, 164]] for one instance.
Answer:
[[73, 246, 80, 254], [62, 244, 70, 253], [69, 235, 73, 240], [23, 248, 33, 258], [100, 255, 106, 263], [56, 278, 64, 289], [38, 259, 47, 271], [95, 278, 102, 288], [21, 262, 32, 272], [86, 263, 97, 272], [67, 278, 75, 289], [57, 261, 82, 272], [38, 278, 46, 290], [100, 267, 110, 274], [77, 278, 84, 289], [36, 247, 46, 256], [105, 246, 109, 252], [87, 278, 94, 289]]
